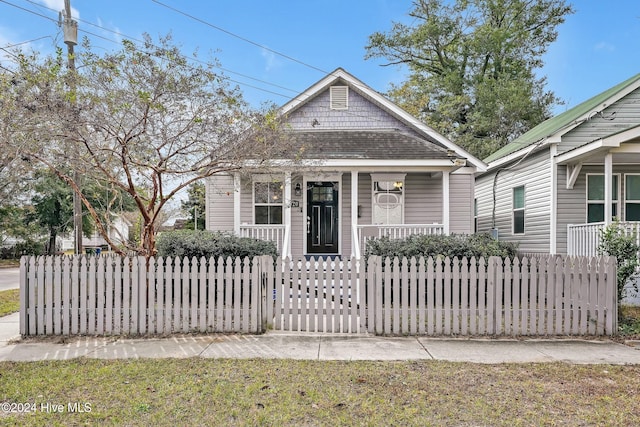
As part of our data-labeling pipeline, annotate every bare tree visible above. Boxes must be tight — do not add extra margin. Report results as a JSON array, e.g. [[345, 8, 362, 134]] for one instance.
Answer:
[[6, 35, 297, 257]]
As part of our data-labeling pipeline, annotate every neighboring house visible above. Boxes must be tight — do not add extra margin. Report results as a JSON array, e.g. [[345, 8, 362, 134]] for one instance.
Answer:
[[475, 72, 640, 256], [205, 68, 485, 259], [59, 214, 132, 253]]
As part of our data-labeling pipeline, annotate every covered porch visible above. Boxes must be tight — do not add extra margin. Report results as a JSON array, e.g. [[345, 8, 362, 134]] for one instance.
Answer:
[[234, 165, 469, 259], [558, 124, 640, 257]]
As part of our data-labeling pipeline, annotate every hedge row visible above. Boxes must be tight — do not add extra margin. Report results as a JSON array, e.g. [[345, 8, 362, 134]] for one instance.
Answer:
[[365, 233, 518, 260], [156, 230, 278, 260]]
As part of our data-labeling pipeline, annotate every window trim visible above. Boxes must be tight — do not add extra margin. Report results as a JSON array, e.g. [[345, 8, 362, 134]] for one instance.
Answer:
[[586, 173, 620, 223], [474, 198, 478, 234], [252, 177, 284, 225], [624, 173, 640, 221], [512, 185, 525, 235]]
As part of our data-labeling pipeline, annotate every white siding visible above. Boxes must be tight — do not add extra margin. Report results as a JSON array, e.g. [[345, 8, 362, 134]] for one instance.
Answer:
[[475, 149, 551, 253]]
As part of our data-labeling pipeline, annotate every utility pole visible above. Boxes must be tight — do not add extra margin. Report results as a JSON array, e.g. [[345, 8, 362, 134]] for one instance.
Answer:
[[62, 0, 82, 255]]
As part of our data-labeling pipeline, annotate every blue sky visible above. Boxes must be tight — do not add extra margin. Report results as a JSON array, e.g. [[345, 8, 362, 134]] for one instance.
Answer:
[[1, 0, 639, 116]]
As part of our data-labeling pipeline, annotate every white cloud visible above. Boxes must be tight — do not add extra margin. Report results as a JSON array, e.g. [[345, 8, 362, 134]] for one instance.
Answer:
[[594, 41, 615, 52], [261, 47, 281, 72], [39, 0, 79, 19]]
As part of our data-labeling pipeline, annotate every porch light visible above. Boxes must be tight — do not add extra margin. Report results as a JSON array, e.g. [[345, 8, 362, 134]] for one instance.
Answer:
[[393, 181, 403, 190], [294, 183, 302, 197]]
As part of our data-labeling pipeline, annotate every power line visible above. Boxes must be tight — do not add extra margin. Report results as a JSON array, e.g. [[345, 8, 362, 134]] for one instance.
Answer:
[[2, 35, 52, 48], [11, 0, 299, 95], [151, 0, 329, 75], [0, 0, 397, 126]]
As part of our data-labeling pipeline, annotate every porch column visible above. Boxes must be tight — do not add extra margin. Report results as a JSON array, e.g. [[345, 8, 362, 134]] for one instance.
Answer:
[[442, 170, 450, 234], [550, 144, 558, 254], [351, 171, 359, 258], [604, 152, 613, 226], [283, 171, 292, 258], [233, 172, 241, 235]]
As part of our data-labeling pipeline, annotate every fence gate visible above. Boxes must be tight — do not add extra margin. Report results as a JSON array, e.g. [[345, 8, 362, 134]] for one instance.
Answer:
[[265, 257, 367, 333]]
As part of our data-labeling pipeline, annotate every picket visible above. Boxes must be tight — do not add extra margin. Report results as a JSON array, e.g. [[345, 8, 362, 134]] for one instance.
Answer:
[[19, 254, 618, 338]]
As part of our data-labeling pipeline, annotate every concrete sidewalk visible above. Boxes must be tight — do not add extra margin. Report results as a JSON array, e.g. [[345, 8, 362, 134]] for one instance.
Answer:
[[1, 312, 640, 364]]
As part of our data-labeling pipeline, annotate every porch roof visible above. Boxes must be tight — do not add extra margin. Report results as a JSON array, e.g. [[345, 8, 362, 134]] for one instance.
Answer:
[[289, 129, 454, 160]]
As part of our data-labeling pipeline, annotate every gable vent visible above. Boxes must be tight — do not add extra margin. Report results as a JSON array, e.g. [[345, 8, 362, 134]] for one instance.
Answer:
[[330, 86, 348, 110]]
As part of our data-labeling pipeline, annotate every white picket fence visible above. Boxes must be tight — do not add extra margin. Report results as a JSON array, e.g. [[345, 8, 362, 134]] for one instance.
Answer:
[[19, 254, 618, 337], [20, 256, 266, 336]]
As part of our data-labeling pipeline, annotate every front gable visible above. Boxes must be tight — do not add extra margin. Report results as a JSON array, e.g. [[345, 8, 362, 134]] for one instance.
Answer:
[[286, 79, 426, 137], [279, 68, 485, 171]]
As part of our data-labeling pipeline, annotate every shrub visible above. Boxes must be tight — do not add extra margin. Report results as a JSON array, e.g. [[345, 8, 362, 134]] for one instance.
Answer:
[[365, 233, 518, 261], [1, 239, 46, 259], [156, 230, 278, 260], [597, 222, 639, 304]]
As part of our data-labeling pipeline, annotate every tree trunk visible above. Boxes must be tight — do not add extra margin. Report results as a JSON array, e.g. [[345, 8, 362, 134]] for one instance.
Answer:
[[141, 221, 157, 259], [47, 230, 57, 255]]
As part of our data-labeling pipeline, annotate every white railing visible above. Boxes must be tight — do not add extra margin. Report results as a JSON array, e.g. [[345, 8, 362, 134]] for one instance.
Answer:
[[356, 224, 445, 258], [567, 221, 640, 257], [239, 224, 286, 254]]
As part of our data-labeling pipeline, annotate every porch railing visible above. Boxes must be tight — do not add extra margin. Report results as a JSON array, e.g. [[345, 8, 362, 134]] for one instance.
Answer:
[[239, 224, 286, 254], [356, 224, 445, 258], [567, 221, 640, 257]]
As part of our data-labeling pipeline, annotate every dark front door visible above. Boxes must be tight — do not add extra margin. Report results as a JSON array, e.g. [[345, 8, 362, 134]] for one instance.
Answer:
[[307, 182, 339, 254]]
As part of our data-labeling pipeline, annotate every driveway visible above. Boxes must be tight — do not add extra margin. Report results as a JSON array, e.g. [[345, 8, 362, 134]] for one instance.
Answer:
[[0, 268, 19, 291]]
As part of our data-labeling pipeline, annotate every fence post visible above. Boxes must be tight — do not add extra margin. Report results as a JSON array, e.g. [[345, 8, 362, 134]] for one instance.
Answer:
[[19, 257, 28, 336]]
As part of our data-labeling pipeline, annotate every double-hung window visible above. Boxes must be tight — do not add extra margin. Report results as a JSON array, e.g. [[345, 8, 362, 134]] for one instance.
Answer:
[[513, 186, 525, 234], [586, 174, 619, 223], [254, 181, 283, 224], [625, 174, 640, 221]]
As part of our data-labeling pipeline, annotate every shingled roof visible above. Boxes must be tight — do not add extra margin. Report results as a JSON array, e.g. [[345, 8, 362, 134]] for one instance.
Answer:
[[289, 129, 453, 160]]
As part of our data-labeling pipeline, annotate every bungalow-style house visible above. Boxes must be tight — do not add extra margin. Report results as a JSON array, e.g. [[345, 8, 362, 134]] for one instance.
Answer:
[[205, 68, 485, 259], [475, 72, 640, 256]]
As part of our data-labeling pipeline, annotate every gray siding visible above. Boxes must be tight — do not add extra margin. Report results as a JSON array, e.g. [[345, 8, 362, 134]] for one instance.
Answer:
[[559, 87, 640, 154], [290, 176, 304, 258], [557, 164, 640, 254], [405, 173, 442, 224], [475, 149, 551, 253], [556, 164, 584, 254], [287, 85, 419, 137], [449, 173, 474, 234], [205, 174, 234, 232], [341, 174, 352, 258]]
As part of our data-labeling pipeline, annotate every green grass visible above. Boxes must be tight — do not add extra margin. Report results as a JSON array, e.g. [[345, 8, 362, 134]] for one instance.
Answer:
[[0, 289, 19, 317], [1, 359, 639, 426]]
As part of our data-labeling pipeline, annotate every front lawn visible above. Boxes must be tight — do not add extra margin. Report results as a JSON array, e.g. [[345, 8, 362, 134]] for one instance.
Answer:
[[0, 289, 19, 317], [1, 359, 639, 425]]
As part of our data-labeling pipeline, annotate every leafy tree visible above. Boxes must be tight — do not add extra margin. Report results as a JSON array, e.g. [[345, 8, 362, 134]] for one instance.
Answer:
[[6, 34, 297, 257], [181, 181, 206, 230], [365, 0, 574, 159], [0, 205, 41, 249], [28, 171, 75, 255]]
